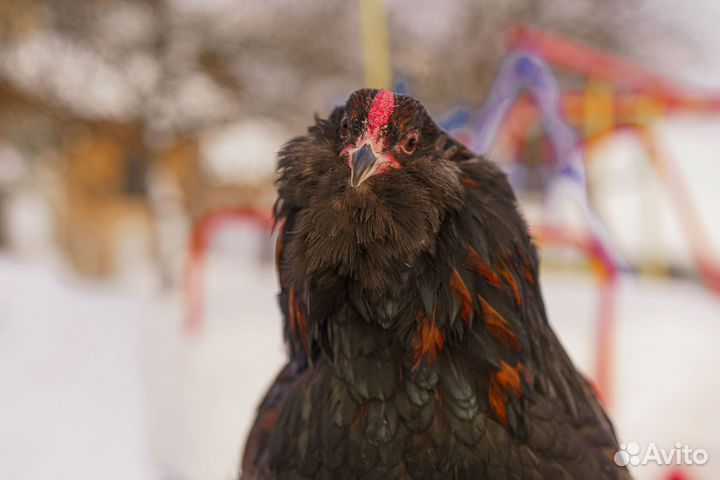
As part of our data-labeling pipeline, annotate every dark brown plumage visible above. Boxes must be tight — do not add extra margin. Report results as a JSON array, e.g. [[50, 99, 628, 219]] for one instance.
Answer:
[[241, 89, 631, 480]]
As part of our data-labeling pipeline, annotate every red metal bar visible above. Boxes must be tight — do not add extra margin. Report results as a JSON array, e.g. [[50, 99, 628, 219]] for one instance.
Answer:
[[506, 24, 720, 110], [184, 207, 273, 333]]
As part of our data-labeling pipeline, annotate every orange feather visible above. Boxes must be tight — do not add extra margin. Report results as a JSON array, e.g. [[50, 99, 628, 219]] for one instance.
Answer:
[[412, 313, 445, 369], [478, 295, 521, 352], [450, 268, 473, 325], [489, 361, 524, 427], [461, 178, 480, 189], [499, 269, 523, 305], [467, 247, 502, 287]]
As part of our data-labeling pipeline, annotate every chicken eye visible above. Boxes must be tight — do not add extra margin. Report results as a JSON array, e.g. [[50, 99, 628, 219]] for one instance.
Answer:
[[401, 131, 420, 155], [340, 114, 350, 138]]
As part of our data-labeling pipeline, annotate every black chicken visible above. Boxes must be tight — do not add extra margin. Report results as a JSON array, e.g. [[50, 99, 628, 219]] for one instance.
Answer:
[[241, 89, 630, 479]]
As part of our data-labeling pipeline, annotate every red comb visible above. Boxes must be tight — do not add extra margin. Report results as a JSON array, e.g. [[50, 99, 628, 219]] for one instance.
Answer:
[[368, 89, 395, 137]]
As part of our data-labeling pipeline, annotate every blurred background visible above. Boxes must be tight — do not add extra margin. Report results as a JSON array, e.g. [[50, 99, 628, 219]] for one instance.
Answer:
[[1, 0, 719, 479]]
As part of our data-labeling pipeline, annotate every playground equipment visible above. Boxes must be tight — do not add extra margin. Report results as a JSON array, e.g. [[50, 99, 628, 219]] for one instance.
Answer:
[[502, 25, 720, 297]]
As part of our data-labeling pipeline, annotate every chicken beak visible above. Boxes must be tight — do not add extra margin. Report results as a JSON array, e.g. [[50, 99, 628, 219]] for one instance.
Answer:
[[350, 144, 377, 187]]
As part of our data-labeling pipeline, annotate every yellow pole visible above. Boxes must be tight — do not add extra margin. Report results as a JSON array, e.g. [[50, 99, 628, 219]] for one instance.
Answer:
[[359, 0, 392, 89]]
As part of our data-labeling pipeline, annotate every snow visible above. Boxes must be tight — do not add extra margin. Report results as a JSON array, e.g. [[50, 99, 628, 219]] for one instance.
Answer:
[[0, 31, 138, 119], [200, 121, 286, 184], [0, 257, 157, 480]]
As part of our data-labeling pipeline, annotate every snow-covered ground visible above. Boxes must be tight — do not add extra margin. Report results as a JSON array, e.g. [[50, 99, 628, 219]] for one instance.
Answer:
[[0, 257, 158, 480], [1, 222, 718, 480]]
